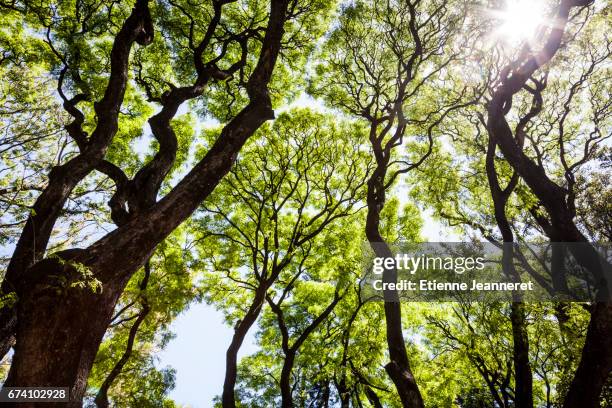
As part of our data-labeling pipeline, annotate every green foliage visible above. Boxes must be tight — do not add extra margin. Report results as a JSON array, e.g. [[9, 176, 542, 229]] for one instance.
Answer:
[[0, 292, 17, 309], [194, 108, 370, 326], [1, 0, 608, 406]]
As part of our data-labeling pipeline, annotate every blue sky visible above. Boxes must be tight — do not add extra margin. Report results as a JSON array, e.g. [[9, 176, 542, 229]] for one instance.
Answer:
[[157, 302, 257, 408]]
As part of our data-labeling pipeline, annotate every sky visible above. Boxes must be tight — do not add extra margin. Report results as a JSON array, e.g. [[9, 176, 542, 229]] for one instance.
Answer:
[[156, 303, 257, 408]]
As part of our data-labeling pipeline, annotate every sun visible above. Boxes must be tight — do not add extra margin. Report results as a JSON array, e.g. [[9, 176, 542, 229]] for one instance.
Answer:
[[494, 0, 547, 43]]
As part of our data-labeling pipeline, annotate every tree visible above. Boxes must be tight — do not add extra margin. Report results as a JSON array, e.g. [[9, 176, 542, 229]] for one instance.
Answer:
[[194, 109, 369, 407], [407, 1, 610, 405], [481, 1, 612, 406], [0, 0, 333, 402], [311, 1, 483, 405], [425, 301, 590, 408], [1, 0, 610, 406], [232, 244, 395, 407]]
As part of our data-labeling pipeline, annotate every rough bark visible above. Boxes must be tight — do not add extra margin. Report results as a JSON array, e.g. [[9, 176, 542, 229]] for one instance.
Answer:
[[3, 255, 128, 407]]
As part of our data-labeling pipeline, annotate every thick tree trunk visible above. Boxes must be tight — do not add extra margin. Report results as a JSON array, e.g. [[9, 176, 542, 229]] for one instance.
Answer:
[[222, 286, 266, 408], [562, 302, 612, 408], [368, 234, 423, 406], [0, 0, 154, 358], [2, 0, 290, 399], [550, 244, 571, 329], [521, 213, 611, 407], [2, 258, 128, 407]]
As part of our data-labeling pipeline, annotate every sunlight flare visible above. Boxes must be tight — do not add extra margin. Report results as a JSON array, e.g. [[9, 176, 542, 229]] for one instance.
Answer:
[[494, 0, 547, 43]]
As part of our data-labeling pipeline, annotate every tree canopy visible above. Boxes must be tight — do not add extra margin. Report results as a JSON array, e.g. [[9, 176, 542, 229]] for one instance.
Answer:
[[0, 0, 610, 407]]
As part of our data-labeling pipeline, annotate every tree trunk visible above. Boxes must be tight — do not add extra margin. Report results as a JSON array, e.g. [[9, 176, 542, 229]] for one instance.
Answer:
[[562, 302, 612, 408], [371, 240, 423, 408], [2, 0, 290, 399], [485, 131, 534, 408], [510, 301, 533, 408], [482, 2, 612, 398], [319, 380, 330, 408], [94, 305, 149, 408], [222, 286, 266, 408], [0, 0, 154, 358], [2, 258, 128, 407], [489, 79, 612, 407], [336, 378, 350, 408], [365, 169, 424, 408], [383, 297, 424, 408], [269, 289, 341, 408], [364, 385, 384, 408], [279, 350, 296, 408]]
